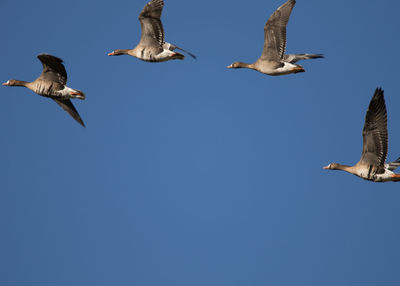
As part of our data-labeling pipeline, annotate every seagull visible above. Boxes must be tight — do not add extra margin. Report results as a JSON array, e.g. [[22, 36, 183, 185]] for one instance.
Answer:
[[227, 0, 323, 76], [108, 0, 196, 62], [324, 88, 400, 182], [2, 54, 85, 127]]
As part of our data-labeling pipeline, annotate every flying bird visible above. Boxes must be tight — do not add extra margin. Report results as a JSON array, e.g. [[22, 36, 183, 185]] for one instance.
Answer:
[[324, 88, 400, 182], [2, 54, 85, 127], [108, 0, 196, 62], [227, 0, 323, 76]]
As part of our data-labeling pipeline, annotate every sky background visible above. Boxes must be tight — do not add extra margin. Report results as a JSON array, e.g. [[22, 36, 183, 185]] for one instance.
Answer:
[[1, 0, 400, 285]]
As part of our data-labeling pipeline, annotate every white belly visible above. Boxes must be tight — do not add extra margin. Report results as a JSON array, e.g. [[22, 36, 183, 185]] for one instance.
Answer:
[[135, 48, 174, 62], [356, 168, 395, 182], [269, 62, 300, 75]]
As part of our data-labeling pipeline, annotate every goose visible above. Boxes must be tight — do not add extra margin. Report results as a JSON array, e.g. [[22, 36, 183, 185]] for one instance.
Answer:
[[108, 0, 195, 62], [227, 0, 323, 76], [2, 54, 85, 127], [324, 88, 400, 182]]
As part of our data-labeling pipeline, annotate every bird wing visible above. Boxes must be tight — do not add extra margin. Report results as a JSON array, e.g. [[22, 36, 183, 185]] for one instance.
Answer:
[[53, 99, 85, 127], [37, 54, 67, 86], [359, 88, 388, 167], [138, 0, 165, 47], [261, 0, 296, 62]]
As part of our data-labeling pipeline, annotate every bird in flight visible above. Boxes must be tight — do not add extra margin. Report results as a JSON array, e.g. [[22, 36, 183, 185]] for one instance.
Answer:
[[227, 0, 323, 76], [3, 54, 85, 127], [108, 0, 196, 62], [324, 88, 400, 182]]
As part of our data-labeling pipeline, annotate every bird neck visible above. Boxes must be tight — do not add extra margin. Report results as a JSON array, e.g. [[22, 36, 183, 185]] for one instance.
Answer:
[[12, 80, 30, 87], [333, 163, 353, 172], [114, 49, 131, 56], [236, 62, 253, 69]]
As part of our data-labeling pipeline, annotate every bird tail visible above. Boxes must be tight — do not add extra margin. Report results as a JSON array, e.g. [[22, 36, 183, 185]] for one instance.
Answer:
[[163, 42, 197, 59], [387, 157, 400, 171], [70, 89, 85, 100], [284, 53, 324, 63], [171, 52, 185, 60]]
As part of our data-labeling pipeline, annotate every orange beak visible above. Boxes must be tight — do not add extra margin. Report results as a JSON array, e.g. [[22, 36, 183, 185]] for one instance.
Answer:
[[2, 82, 9, 86], [108, 51, 115, 56], [323, 165, 329, 169]]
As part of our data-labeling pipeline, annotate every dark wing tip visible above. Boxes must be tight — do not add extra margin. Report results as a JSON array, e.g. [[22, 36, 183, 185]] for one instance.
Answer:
[[151, 0, 164, 6], [149, 0, 164, 7], [74, 112, 85, 127], [281, 0, 296, 11], [139, 0, 164, 19], [265, 0, 296, 29], [73, 115, 85, 127], [369, 87, 386, 112], [74, 117, 85, 127], [73, 111, 85, 127], [373, 87, 384, 99], [368, 87, 386, 114], [53, 99, 85, 127], [37, 53, 64, 64]]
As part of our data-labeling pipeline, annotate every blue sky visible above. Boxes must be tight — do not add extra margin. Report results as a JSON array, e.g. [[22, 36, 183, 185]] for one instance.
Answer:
[[1, 0, 400, 285]]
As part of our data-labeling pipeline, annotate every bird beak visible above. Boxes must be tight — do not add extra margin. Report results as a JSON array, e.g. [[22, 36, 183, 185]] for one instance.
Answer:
[[227, 64, 233, 69], [323, 165, 329, 169], [2, 82, 9, 86], [108, 51, 115, 56]]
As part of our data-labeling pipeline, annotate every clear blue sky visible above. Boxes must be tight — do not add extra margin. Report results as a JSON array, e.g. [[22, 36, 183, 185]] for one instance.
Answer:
[[1, 0, 400, 285]]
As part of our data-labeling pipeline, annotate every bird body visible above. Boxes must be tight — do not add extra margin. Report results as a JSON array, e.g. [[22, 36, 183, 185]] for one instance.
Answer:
[[6, 79, 84, 100], [324, 88, 400, 182], [132, 45, 184, 62], [354, 165, 400, 182], [108, 0, 194, 62], [325, 163, 400, 182], [2, 54, 85, 127], [256, 61, 304, 76], [227, 0, 323, 75]]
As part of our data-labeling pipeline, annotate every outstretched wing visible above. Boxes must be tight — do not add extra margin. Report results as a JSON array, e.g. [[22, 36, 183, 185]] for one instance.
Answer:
[[359, 88, 388, 167], [138, 0, 165, 47], [53, 99, 85, 127], [261, 0, 296, 61], [37, 54, 67, 86]]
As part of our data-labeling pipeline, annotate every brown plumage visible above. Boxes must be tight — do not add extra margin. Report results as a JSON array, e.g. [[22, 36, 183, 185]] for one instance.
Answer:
[[2, 54, 85, 127], [324, 88, 400, 182], [108, 0, 195, 62], [360, 88, 388, 169], [227, 0, 323, 75]]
